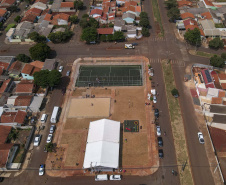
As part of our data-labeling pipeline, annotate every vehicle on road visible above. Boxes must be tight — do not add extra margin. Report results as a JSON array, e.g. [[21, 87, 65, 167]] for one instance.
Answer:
[[66, 70, 70, 76], [40, 114, 47, 124], [39, 164, 45, 176], [110, 175, 121, 180], [157, 137, 163, 147], [151, 89, 156, 96], [149, 68, 154, 76], [153, 96, 157, 103], [132, 43, 138, 46], [34, 135, 42, 146], [125, 44, 135, 49], [159, 149, 164, 158], [50, 125, 56, 134], [156, 126, 161, 136], [95, 174, 108, 181], [46, 134, 52, 143], [155, 109, 159, 118], [198, 132, 204, 144], [50, 106, 60, 123], [58, 66, 63, 72]]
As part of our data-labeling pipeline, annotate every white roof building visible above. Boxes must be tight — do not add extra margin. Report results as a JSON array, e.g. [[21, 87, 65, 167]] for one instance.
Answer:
[[83, 119, 120, 171]]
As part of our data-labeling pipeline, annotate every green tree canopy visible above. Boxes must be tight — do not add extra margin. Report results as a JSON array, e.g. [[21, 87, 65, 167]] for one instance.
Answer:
[[81, 27, 98, 43], [107, 34, 114, 42], [74, 0, 83, 10], [100, 34, 107, 42], [139, 18, 150, 28], [113, 31, 125, 41], [5, 23, 16, 32], [48, 70, 62, 87], [82, 14, 89, 18], [141, 27, 150, 37], [69, 15, 78, 24], [221, 53, 226, 60], [184, 28, 201, 46], [165, 0, 178, 9], [46, 143, 54, 152], [28, 32, 46, 43], [29, 43, 51, 61], [140, 12, 148, 19], [210, 55, 225, 68], [109, 23, 114, 27], [171, 88, 179, 97], [48, 30, 73, 43], [14, 16, 21, 23], [79, 17, 99, 29], [209, 38, 224, 50], [88, 17, 99, 28], [167, 7, 180, 21], [16, 54, 31, 63]]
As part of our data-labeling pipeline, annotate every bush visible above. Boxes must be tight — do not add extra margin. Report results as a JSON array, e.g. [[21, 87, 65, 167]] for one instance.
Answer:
[[14, 16, 21, 23], [16, 54, 31, 63], [142, 27, 150, 37], [48, 30, 73, 43], [171, 88, 179, 97], [149, 76, 152, 80], [209, 38, 224, 50], [5, 23, 16, 32], [210, 55, 225, 68], [221, 53, 226, 60], [69, 15, 78, 24]]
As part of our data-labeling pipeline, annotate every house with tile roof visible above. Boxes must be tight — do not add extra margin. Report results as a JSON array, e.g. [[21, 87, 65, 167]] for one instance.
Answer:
[[0, 79, 14, 94], [7, 95, 33, 107], [181, 12, 195, 20], [177, 1, 192, 9], [97, 28, 114, 35], [201, 0, 214, 8], [30, 2, 48, 10], [0, 0, 16, 8], [0, 110, 27, 126], [0, 126, 11, 144], [90, 9, 103, 18], [8, 61, 23, 79], [122, 12, 135, 24], [0, 8, 7, 17], [14, 80, 34, 94], [51, 13, 70, 25], [21, 61, 43, 80], [200, 12, 213, 20]]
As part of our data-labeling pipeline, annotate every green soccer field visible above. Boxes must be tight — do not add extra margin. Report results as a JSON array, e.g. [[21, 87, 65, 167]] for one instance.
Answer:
[[75, 65, 143, 87]]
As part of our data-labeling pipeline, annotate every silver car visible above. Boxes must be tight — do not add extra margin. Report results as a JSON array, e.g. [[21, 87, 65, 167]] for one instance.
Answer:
[[156, 126, 161, 136], [46, 134, 53, 143], [50, 125, 55, 134]]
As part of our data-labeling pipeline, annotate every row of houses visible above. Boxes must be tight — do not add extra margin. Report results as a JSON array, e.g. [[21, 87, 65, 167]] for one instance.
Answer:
[[176, 0, 226, 41]]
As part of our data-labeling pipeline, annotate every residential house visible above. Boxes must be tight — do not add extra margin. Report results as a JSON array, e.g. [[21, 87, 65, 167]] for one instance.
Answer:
[[181, 12, 195, 20], [218, 74, 226, 90], [90, 9, 103, 19], [108, 12, 115, 23], [177, 1, 192, 9], [14, 80, 34, 94], [0, 110, 27, 126], [51, 0, 62, 12], [199, 19, 221, 37], [8, 61, 23, 79], [60, 2, 74, 10], [0, 56, 15, 72], [114, 19, 126, 31], [0, 126, 12, 144], [0, 8, 7, 17], [201, 0, 214, 8], [42, 59, 57, 71], [21, 61, 44, 80], [0, 79, 14, 94], [200, 12, 213, 20], [51, 13, 70, 25], [0, 0, 16, 8], [122, 12, 135, 24], [97, 28, 114, 35], [30, 2, 48, 10], [100, 13, 108, 24], [7, 95, 33, 107], [21, 8, 42, 23], [35, 20, 53, 37]]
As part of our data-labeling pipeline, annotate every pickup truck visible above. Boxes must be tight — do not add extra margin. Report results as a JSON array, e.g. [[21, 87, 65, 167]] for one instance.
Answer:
[[125, 44, 135, 49]]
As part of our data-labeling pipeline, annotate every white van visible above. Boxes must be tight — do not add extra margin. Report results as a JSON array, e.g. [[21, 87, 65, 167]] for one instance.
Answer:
[[110, 175, 121, 180], [50, 106, 60, 123], [95, 174, 108, 181], [40, 114, 47, 124]]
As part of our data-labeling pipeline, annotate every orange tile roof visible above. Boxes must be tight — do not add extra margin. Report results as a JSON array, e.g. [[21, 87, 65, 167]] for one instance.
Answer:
[[181, 12, 195, 19], [1, 0, 16, 5], [218, 74, 226, 80], [218, 91, 225, 98], [0, 126, 12, 144], [185, 24, 199, 30], [14, 111, 27, 124], [0, 8, 7, 17], [211, 97, 222, 104], [125, 1, 137, 6], [204, 0, 214, 6], [8, 61, 22, 71], [1, 111, 27, 124], [0, 143, 14, 168], [97, 28, 114, 34], [60, 2, 74, 8], [41, 9, 49, 16], [0, 68, 3, 76], [43, 13, 52, 21], [52, 13, 69, 25], [25, 8, 42, 17], [14, 95, 33, 106], [0, 62, 9, 70], [201, 12, 212, 19], [21, 14, 37, 23], [30, 61, 44, 69], [90, 9, 103, 16], [126, 5, 136, 12], [199, 29, 205, 36], [135, 6, 141, 12], [110, 1, 116, 7], [0, 79, 11, 94], [102, 7, 109, 14], [15, 82, 34, 93], [177, 1, 192, 8], [21, 64, 34, 75], [221, 83, 226, 89]]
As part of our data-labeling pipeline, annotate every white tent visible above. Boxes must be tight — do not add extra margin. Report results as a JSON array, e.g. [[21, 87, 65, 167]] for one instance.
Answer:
[[83, 119, 120, 171]]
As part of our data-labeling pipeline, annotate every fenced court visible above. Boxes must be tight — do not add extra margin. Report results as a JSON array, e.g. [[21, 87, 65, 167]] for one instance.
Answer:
[[75, 65, 143, 87]]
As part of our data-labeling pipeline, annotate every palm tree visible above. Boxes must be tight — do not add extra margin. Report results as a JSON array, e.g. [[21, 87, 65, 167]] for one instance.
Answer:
[[8, 129, 19, 141]]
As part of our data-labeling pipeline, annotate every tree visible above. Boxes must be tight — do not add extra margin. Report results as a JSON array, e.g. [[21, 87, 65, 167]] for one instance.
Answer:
[[171, 88, 179, 97], [100, 34, 107, 42], [165, 0, 178, 9], [82, 14, 89, 19], [29, 43, 51, 61], [48, 70, 62, 87], [167, 7, 180, 21], [7, 5, 17, 12], [184, 28, 201, 46], [141, 27, 150, 37], [109, 23, 114, 28], [69, 15, 78, 24], [46, 143, 54, 152], [210, 55, 225, 68], [14, 16, 21, 23], [88, 18, 99, 28], [81, 27, 97, 43], [140, 12, 148, 19], [8, 129, 19, 141], [107, 34, 114, 42], [16, 54, 31, 63], [79, 18, 89, 29], [74, 0, 83, 10], [209, 38, 224, 50], [48, 30, 73, 43], [113, 31, 125, 41], [221, 53, 226, 60], [28, 32, 46, 43], [139, 18, 150, 28], [33, 70, 49, 87]]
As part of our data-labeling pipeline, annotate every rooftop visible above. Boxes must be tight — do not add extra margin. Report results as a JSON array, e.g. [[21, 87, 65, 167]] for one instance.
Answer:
[[97, 28, 114, 34], [0, 126, 12, 144], [14, 95, 33, 106], [15, 81, 34, 94], [0, 143, 14, 168]]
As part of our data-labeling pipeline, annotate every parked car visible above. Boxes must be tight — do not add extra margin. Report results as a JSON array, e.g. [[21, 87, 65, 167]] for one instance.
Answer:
[[50, 125, 56, 134], [198, 132, 204, 144], [155, 109, 159, 118], [157, 137, 163, 147], [125, 44, 134, 49], [159, 149, 164, 159], [110, 175, 121, 180], [44, 145, 47, 152], [153, 96, 157, 103], [58, 66, 63, 72], [66, 70, 70, 76], [151, 89, 156, 96], [149, 68, 154, 76], [132, 43, 138, 46], [39, 164, 45, 176], [46, 134, 53, 143], [34, 135, 42, 146], [156, 126, 161, 136]]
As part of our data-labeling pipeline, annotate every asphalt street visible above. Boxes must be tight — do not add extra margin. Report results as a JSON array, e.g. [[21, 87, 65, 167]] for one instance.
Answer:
[[0, 0, 219, 184]]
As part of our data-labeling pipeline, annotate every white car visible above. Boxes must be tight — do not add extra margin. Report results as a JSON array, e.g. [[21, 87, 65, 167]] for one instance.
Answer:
[[50, 125, 55, 134], [58, 66, 63, 72], [156, 126, 161, 136], [153, 96, 157, 103], [66, 70, 70, 76], [110, 175, 121, 180], [46, 134, 53, 143], [39, 164, 45, 176], [151, 89, 156, 96], [149, 68, 154, 76], [34, 135, 41, 146], [198, 132, 204, 144]]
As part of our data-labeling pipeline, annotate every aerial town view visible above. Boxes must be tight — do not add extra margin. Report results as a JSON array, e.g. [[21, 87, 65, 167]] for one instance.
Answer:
[[0, 0, 226, 183]]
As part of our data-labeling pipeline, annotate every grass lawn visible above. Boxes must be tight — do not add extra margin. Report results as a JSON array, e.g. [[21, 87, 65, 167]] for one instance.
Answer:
[[196, 51, 216, 58], [151, 0, 164, 37], [13, 146, 25, 163], [161, 60, 193, 185]]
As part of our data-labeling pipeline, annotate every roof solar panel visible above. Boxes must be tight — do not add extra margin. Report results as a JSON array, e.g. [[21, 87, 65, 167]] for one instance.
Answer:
[[205, 69, 212, 83]]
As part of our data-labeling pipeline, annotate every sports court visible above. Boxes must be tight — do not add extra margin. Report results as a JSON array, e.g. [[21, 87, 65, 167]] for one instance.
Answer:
[[67, 98, 110, 118], [75, 65, 143, 87]]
